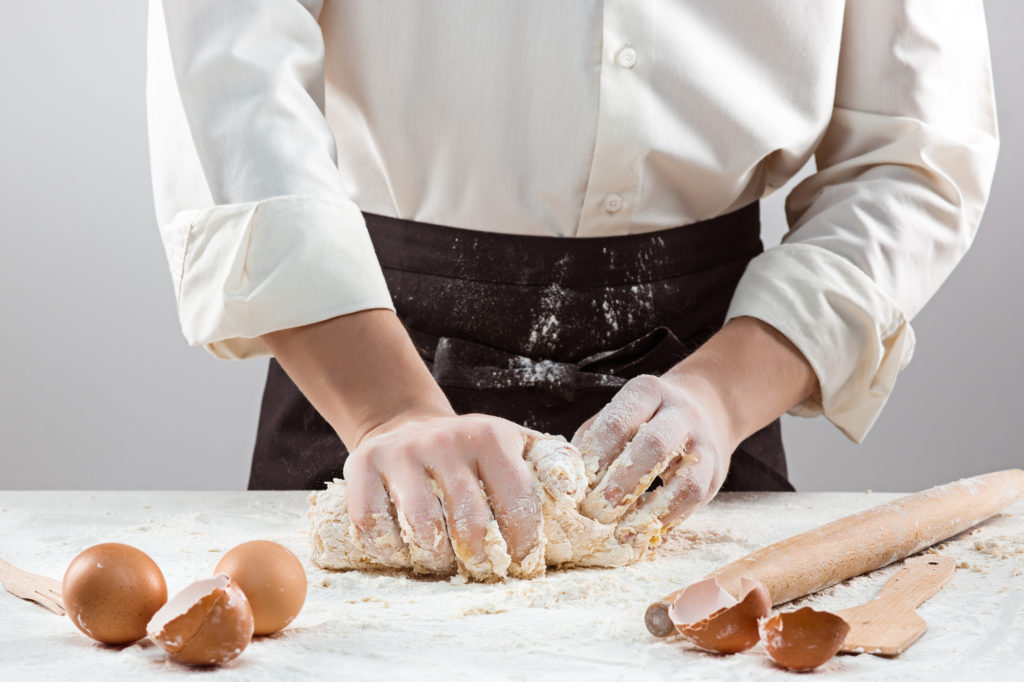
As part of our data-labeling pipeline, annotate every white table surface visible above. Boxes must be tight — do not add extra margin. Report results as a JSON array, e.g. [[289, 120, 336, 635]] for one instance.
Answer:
[[0, 490, 1021, 681]]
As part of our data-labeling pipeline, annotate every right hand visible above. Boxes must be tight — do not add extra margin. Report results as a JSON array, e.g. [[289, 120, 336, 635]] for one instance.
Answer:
[[342, 411, 545, 578], [258, 310, 546, 578]]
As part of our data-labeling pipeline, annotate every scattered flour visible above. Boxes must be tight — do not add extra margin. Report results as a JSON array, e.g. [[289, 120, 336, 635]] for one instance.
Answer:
[[0, 490, 1021, 680]]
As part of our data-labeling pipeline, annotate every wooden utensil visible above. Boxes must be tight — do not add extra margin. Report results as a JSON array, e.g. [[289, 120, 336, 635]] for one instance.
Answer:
[[0, 557, 65, 615], [645, 468, 1024, 636], [835, 554, 956, 655]]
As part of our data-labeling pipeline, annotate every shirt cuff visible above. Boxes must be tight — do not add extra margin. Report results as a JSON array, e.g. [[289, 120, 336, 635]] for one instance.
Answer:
[[724, 243, 916, 442], [160, 194, 395, 359]]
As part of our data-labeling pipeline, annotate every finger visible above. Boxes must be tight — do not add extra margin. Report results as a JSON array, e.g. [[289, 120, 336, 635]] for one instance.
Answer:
[[568, 414, 599, 490], [571, 375, 663, 487], [344, 457, 411, 569], [615, 445, 717, 550], [434, 465, 509, 580], [476, 429, 545, 577], [381, 465, 457, 575], [524, 435, 588, 502], [569, 414, 598, 449], [652, 446, 718, 527], [580, 412, 690, 524]]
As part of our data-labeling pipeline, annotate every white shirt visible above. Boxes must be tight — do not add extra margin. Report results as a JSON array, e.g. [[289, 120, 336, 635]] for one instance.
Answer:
[[146, 0, 999, 442]]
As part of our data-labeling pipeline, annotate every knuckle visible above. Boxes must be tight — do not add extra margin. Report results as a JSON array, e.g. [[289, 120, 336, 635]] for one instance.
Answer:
[[450, 511, 492, 535], [445, 468, 479, 496], [349, 507, 380, 536], [448, 493, 488, 524], [452, 510, 491, 525], [639, 429, 677, 457], [474, 420, 509, 450], [498, 471, 542, 507], [341, 459, 359, 483], [602, 411, 632, 439], [666, 459, 714, 504], [391, 445, 423, 468], [627, 373, 663, 396], [602, 474, 628, 501], [502, 494, 542, 521], [424, 430, 451, 451], [513, 463, 541, 490], [676, 477, 705, 503], [404, 508, 441, 531], [570, 418, 594, 446], [343, 449, 376, 478]]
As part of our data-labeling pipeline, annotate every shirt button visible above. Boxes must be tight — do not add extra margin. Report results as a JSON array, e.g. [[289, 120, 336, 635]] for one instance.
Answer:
[[616, 47, 638, 69], [603, 193, 624, 214]]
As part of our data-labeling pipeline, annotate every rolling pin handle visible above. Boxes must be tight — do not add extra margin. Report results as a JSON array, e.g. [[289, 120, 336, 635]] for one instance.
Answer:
[[645, 601, 674, 637]]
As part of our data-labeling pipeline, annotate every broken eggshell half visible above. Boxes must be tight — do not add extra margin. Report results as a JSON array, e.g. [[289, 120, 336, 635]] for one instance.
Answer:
[[147, 573, 255, 666], [760, 606, 851, 672], [668, 576, 771, 654]]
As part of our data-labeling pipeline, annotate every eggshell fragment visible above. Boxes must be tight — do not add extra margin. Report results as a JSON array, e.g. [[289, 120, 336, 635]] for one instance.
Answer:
[[761, 607, 851, 671], [215, 540, 307, 635], [668, 577, 771, 654], [147, 574, 254, 666], [62, 543, 167, 644]]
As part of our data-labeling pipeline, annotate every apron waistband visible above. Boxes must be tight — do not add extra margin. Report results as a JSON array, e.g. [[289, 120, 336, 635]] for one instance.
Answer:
[[363, 202, 762, 287], [411, 325, 687, 401]]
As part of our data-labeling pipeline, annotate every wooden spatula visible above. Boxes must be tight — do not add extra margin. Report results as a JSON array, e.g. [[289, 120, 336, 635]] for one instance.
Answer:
[[834, 554, 956, 655], [0, 557, 65, 615]]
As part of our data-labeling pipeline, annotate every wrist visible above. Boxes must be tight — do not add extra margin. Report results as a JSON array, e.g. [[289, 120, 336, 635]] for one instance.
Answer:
[[317, 355, 455, 449], [261, 308, 455, 450], [348, 400, 456, 450], [663, 316, 818, 443]]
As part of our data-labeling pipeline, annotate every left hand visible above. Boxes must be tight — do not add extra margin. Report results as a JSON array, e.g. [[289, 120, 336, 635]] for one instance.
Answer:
[[573, 317, 819, 543], [572, 371, 739, 542]]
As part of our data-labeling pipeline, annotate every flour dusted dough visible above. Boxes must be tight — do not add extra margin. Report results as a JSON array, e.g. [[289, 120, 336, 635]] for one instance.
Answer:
[[307, 437, 665, 581]]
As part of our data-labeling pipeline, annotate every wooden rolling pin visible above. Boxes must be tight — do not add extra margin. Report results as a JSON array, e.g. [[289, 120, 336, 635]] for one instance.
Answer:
[[645, 469, 1024, 637]]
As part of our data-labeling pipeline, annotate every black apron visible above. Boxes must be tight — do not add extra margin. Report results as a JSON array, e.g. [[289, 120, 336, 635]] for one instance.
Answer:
[[248, 201, 793, 492]]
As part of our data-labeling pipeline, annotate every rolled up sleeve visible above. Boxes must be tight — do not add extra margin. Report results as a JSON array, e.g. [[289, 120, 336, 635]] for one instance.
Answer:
[[725, 0, 999, 441], [146, 0, 393, 359]]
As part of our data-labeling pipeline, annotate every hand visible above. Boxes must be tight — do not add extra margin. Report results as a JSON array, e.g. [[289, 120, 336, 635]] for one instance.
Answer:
[[572, 372, 737, 544], [572, 317, 818, 548], [343, 412, 545, 579], [260, 310, 550, 580]]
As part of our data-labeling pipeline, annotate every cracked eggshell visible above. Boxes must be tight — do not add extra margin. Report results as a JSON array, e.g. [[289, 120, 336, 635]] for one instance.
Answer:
[[668, 577, 771, 654], [62, 543, 167, 645], [761, 607, 851, 672], [215, 540, 307, 635], [147, 574, 254, 666]]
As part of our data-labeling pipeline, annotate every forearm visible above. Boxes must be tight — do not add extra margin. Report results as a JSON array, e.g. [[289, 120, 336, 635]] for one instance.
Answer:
[[260, 309, 453, 449], [665, 316, 818, 446], [264, 310, 545, 576]]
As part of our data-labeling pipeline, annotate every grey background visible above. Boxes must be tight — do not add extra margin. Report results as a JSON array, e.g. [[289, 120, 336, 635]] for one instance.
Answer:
[[1, 1, 1020, 491]]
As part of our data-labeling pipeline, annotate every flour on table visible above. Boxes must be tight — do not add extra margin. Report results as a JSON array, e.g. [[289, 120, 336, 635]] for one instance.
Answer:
[[5, 491, 1024, 679], [307, 436, 663, 581]]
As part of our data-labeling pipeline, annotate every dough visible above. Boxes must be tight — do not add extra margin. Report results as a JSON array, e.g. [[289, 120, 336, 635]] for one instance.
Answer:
[[307, 436, 666, 581]]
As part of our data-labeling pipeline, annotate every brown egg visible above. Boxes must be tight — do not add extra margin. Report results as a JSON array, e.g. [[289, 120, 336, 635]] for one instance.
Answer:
[[147, 574, 254, 666], [215, 540, 307, 635], [761, 607, 851, 671], [669, 577, 771, 654], [62, 542, 167, 644]]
